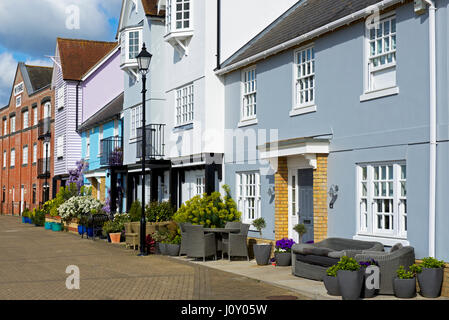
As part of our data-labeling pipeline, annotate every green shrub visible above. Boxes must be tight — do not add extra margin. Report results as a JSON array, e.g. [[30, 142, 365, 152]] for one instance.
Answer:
[[31, 208, 45, 226], [173, 185, 241, 228], [397, 265, 415, 279], [128, 200, 142, 222], [293, 224, 307, 237], [326, 264, 340, 277], [336, 256, 360, 271], [22, 208, 30, 218], [152, 229, 172, 244], [170, 235, 182, 245], [146, 201, 175, 222], [102, 219, 124, 237], [252, 218, 266, 234], [421, 257, 446, 269]]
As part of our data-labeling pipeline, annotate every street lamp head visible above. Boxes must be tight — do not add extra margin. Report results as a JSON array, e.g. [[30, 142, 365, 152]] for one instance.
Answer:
[[136, 43, 152, 75]]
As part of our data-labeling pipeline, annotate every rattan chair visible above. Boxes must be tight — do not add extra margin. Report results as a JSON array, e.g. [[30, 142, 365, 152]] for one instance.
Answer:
[[185, 225, 217, 262], [222, 222, 250, 261], [125, 222, 139, 250], [179, 222, 192, 256]]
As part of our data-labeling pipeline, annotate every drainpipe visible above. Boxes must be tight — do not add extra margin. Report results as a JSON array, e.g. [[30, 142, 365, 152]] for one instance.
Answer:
[[216, 0, 221, 70], [75, 81, 81, 133], [424, 0, 436, 258]]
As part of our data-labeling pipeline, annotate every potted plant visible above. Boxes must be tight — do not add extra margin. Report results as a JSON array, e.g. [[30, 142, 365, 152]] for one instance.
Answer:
[[166, 235, 182, 256], [414, 257, 445, 298], [359, 259, 379, 298], [336, 256, 364, 300], [274, 238, 295, 266], [251, 218, 272, 265], [393, 265, 417, 298], [31, 209, 45, 227], [324, 264, 341, 296], [102, 220, 123, 244], [153, 230, 171, 255], [293, 223, 307, 243]]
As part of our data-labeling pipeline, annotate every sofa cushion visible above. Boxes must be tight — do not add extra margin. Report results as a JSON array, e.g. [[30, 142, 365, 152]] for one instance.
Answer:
[[302, 247, 334, 256], [328, 250, 346, 259], [390, 243, 403, 253], [296, 253, 339, 268]]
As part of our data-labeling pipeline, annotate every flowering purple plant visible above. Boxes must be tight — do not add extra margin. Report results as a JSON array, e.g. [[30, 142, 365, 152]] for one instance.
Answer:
[[110, 147, 123, 166], [359, 259, 379, 268], [275, 238, 295, 253], [68, 160, 88, 192]]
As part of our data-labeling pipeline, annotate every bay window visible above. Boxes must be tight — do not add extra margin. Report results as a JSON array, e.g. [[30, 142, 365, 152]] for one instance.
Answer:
[[120, 27, 143, 70], [357, 162, 407, 240], [166, 0, 191, 33], [236, 172, 261, 224]]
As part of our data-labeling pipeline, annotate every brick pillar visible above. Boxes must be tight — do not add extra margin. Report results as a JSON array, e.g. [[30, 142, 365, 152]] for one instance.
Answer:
[[313, 154, 328, 242], [90, 178, 98, 199], [275, 157, 289, 241], [100, 177, 106, 202]]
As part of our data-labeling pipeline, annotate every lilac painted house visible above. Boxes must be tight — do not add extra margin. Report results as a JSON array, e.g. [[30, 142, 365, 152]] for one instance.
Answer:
[[50, 38, 117, 196]]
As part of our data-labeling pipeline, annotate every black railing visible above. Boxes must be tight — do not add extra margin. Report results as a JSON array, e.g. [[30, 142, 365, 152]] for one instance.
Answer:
[[136, 124, 165, 160], [100, 137, 123, 167], [38, 117, 51, 139], [37, 157, 51, 178]]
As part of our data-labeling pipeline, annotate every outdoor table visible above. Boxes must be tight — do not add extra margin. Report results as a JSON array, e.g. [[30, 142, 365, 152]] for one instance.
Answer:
[[203, 228, 240, 258]]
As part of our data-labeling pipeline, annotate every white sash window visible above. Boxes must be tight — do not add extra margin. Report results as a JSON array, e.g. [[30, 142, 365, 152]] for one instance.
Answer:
[[236, 172, 261, 224]]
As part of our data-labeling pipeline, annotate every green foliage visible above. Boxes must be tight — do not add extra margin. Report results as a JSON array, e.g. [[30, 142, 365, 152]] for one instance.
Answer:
[[31, 208, 45, 226], [170, 235, 182, 245], [128, 201, 142, 222], [336, 256, 360, 271], [113, 213, 131, 224], [396, 265, 416, 279], [102, 218, 124, 237], [173, 185, 241, 228], [326, 264, 340, 277], [252, 218, 266, 234], [409, 264, 422, 274], [48, 184, 79, 217], [421, 257, 446, 269], [152, 230, 172, 244], [146, 201, 175, 222], [293, 223, 307, 236], [22, 208, 30, 218]]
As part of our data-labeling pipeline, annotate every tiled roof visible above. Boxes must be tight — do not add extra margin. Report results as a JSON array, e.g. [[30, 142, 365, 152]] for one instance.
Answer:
[[25, 65, 53, 92], [221, 0, 386, 68], [142, 0, 165, 17], [57, 38, 117, 81], [78, 92, 124, 132]]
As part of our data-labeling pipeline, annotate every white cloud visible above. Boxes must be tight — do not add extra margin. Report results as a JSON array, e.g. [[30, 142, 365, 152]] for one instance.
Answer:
[[0, 52, 17, 106], [0, 0, 122, 57]]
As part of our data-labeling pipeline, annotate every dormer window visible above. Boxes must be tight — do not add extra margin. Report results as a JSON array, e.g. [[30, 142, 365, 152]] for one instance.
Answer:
[[164, 0, 193, 56], [120, 26, 143, 78]]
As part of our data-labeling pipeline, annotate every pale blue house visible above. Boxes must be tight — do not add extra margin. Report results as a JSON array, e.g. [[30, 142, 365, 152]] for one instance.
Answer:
[[218, 0, 449, 261]]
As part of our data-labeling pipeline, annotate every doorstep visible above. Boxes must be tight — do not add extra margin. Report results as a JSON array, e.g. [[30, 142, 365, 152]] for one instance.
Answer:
[[170, 257, 449, 300]]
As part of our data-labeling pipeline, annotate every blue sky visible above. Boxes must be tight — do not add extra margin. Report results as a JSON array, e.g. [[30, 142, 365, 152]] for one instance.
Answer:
[[0, 0, 122, 106]]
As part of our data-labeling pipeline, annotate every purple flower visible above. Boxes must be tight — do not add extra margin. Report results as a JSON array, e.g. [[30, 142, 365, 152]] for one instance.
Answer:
[[275, 238, 296, 252], [359, 259, 379, 268]]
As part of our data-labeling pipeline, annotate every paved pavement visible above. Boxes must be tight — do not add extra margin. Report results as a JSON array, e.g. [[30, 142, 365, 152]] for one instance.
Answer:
[[0, 216, 308, 300]]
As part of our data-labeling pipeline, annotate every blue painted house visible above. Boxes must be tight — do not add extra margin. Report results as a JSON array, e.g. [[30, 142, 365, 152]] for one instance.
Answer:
[[218, 0, 449, 261]]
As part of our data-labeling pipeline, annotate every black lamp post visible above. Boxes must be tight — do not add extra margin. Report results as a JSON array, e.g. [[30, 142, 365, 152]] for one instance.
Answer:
[[44, 136, 50, 202], [136, 43, 152, 256]]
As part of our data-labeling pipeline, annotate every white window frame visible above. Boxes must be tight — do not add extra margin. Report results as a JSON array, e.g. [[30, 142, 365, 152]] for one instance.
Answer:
[[175, 83, 194, 127], [114, 119, 119, 138], [57, 136, 64, 159], [356, 162, 407, 241], [293, 45, 316, 112], [14, 82, 24, 96], [3, 120, 7, 135], [23, 111, 29, 129], [196, 176, 205, 196], [120, 27, 143, 68], [16, 96, 21, 108], [3, 151, 6, 168], [130, 105, 142, 140], [43, 102, 51, 119], [33, 106, 38, 126], [98, 125, 103, 157], [240, 66, 257, 123], [166, 0, 193, 33], [33, 143, 37, 164], [57, 87, 64, 110], [362, 12, 398, 99], [10, 116, 15, 133], [10, 149, 15, 168], [43, 141, 50, 159], [85, 132, 90, 159], [236, 171, 261, 225], [22, 145, 28, 165]]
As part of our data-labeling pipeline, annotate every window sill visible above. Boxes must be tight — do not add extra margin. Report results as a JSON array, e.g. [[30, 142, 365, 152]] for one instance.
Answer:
[[360, 86, 399, 102], [173, 123, 194, 132], [289, 104, 317, 117], [353, 234, 409, 247], [238, 118, 258, 128]]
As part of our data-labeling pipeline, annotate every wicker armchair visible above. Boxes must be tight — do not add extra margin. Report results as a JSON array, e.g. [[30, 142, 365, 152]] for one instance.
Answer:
[[179, 222, 192, 256], [355, 246, 415, 295], [222, 223, 250, 261], [125, 222, 139, 250], [185, 225, 217, 261]]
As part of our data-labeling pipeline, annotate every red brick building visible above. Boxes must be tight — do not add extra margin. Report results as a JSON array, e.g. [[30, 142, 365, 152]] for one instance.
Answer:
[[0, 63, 54, 215]]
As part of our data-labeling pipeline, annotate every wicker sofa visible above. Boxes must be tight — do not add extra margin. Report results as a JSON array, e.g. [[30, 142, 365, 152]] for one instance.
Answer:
[[291, 238, 384, 281]]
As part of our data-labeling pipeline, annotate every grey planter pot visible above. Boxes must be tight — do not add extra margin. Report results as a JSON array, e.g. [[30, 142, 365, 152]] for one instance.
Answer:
[[323, 275, 341, 296], [361, 272, 377, 299], [166, 244, 180, 256], [394, 278, 416, 299], [253, 244, 272, 265], [158, 243, 168, 255], [275, 252, 291, 266], [417, 268, 444, 298], [337, 269, 364, 300]]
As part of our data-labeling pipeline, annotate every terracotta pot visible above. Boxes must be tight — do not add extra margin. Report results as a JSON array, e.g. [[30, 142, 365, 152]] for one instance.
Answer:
[[109, 233, 121, 244]]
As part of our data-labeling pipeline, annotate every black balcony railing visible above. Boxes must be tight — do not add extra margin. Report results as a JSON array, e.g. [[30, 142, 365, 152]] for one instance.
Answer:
[[100, 137, 123, 167], [37, 157, 51, 178], [38, 117, 51, 139], [136, 124, 165, 160]]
